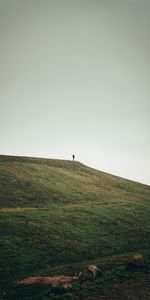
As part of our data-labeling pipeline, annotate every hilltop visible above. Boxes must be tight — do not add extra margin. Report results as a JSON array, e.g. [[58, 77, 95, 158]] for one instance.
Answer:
[[0, 155, 150, 299]]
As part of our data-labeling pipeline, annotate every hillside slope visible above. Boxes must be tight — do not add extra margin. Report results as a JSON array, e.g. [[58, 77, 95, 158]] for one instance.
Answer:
[[0, 154, 149, 208], [0, 155, 150, 299]]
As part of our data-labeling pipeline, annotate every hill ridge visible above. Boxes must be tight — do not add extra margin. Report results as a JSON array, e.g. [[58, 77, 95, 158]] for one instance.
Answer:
[[0, 154, 149, 187]]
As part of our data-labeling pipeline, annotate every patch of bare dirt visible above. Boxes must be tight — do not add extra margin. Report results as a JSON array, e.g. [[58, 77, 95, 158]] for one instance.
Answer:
[[18, 275, 78, 286]]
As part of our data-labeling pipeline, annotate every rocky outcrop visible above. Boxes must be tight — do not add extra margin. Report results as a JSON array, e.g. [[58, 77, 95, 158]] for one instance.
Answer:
[[127, 254, 147, 272], [79, 264, 103, 282], [17, 265, 103, 289]]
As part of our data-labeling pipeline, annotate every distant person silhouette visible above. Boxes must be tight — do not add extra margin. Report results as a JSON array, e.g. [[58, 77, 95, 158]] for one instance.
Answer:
[[72, 154, 75, 161]]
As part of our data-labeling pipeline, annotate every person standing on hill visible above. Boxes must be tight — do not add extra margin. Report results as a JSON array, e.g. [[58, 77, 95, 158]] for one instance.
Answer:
[[72, 154, 75, 160]]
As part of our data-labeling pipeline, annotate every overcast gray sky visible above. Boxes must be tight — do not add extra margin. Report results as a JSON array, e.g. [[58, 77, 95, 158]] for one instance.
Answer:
[[0, 0, 150, 185]]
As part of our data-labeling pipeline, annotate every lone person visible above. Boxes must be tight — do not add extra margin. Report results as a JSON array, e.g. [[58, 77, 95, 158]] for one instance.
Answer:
[[72, 154, 75, 161]]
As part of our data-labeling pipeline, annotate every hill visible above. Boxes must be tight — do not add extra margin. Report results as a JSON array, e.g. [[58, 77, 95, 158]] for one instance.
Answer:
[[0, 155, 150, 299]]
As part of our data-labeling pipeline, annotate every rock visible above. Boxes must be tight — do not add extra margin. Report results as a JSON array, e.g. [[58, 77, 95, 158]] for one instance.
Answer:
[[127, 253, 147, 272], [79, 264, 103, 282], [132, 254, 144, 263]]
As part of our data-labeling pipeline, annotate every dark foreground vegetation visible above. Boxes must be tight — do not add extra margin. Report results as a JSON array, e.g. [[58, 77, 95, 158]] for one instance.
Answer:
[[0, 155, 150, 299]]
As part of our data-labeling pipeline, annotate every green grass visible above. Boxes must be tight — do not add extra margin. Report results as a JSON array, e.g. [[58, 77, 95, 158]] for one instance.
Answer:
[[0, 155, 150, 299]]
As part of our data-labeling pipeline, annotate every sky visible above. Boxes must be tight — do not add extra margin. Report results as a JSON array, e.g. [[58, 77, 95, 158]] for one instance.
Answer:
[[0, 0, 150, 185]]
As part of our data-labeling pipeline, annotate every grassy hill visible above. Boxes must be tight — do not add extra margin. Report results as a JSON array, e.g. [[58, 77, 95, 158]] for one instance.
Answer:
[[0, 155, 150, 299]]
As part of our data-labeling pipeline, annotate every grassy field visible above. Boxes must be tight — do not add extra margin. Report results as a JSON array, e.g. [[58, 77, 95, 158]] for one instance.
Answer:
[[0, 155, 150, 299]]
